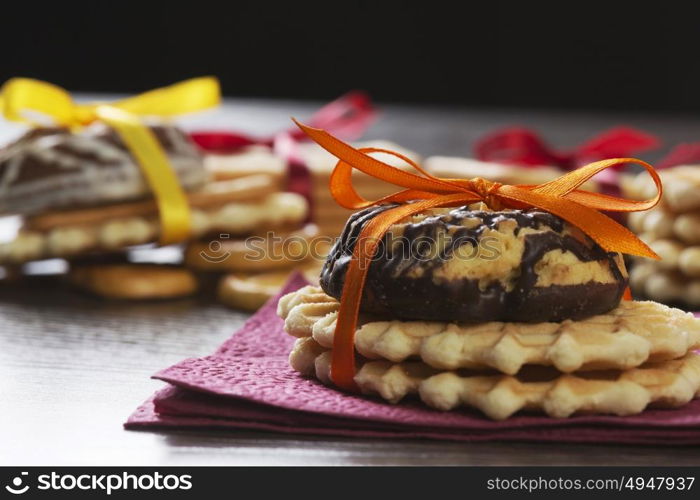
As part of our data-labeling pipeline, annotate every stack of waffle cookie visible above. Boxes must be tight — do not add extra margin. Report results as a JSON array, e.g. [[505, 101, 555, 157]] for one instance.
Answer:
[[624, 165, 700, 308], [185, 144, 319, 309], [0, 124, 312, 303], [277, 206, 700, 420]]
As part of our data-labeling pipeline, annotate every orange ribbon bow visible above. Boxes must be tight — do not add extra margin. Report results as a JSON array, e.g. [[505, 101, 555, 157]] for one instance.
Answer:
[[293, 119, 663, 392]]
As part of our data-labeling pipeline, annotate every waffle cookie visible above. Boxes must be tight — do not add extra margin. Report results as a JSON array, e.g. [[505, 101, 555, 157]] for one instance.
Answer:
[[623, 165, 700, 307], [218, 263, 323, 311], [203, 145, 285, 189], [623, 165, 700, 214], [185, 224, 320, 273], [629, 266, 700, 308], [68, 263, 198, 300], [0, 178, 308, 264], [289, 337, 700, 420], [280, 286, 700, 374]]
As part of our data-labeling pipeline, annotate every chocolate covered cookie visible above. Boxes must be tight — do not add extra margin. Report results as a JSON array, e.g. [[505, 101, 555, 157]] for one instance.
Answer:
[[321, 205, 628, 323], [0, 122, 205, 216]]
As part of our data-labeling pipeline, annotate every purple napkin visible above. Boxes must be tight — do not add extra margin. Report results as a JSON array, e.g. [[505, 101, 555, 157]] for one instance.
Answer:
[[126, 274, 700, 444]]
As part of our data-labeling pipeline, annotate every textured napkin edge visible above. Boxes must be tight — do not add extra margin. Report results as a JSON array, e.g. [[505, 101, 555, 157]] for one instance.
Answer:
[[125, 387, 700, 445], [151, 352, 700, 431]]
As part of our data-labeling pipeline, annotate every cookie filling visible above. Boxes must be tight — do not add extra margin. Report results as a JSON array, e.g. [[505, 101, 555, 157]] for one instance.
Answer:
[[321, 205, 627, 322]]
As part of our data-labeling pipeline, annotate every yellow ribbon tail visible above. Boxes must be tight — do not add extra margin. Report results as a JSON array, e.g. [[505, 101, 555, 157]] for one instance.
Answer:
[[96, 105, 193, 244]]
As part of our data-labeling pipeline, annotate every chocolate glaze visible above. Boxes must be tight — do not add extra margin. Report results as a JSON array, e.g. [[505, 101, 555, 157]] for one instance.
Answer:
[[320, 205, 627, 323], [0, 124, 203, 216], [0, 125, 199, 184]]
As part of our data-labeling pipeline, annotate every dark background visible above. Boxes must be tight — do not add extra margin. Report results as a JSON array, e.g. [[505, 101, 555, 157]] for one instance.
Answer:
[[2, 2, 697, 112]]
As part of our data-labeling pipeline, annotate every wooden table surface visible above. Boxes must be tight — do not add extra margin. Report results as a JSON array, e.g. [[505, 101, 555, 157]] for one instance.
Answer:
[[1, 98, 700, 466]]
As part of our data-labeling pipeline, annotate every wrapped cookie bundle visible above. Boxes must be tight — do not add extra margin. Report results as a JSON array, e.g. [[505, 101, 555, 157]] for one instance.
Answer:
[[180, 143, 316, 310], [624, 165, 700, 308], [277, 122, 700, 420], [0, 77, 311, 303]]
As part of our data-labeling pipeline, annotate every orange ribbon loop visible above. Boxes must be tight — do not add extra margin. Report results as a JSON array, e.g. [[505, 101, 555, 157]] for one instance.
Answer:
[[293, 119, 663, 391]]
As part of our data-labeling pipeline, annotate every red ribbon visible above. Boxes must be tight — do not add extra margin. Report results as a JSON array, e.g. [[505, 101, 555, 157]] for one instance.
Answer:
[[474, 127, 660, 170], [189, 92, 375, 221], [656, 142, 700, 169], [189, 91, 376, 153], [272, 131, 315, 221]]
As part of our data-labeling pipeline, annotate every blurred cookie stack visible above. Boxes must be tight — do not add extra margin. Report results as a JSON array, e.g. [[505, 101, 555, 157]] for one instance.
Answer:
[[0, 124, 203, 299], [0, 124, 314, 307], [425, 156, 599, 190], [185, 144, 321, 310], [623, 165, 700, 308]]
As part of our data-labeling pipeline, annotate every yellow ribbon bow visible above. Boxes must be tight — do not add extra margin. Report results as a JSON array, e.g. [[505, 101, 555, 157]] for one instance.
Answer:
[[0, 76, 221, 244]]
